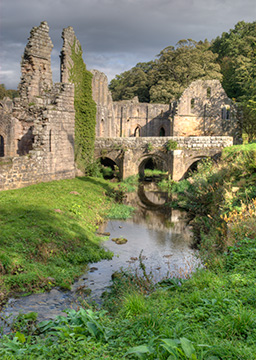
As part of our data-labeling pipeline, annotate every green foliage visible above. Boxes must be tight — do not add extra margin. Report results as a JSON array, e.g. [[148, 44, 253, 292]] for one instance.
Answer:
[[166, 139, 178, 151], [211, 21, 256, 102], [236, 100, 256, 142], [144, 169, 167, 177], [69, 41, 97, 173], [0, 84, 18, 100], [107, 203, 134, 219], [109, 39, 222, 104], [146, 142, 154, 152], [0, 177, 114, 301]]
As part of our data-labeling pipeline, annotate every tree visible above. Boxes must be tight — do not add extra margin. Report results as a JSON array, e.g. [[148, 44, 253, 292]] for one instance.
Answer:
[[0, 84, 19, 100], [237, 100, 256, 142], [109, 40, 222, 104], [149, 39, 222, 103], [211, 21, 256, 102], [109, 61, 154, 102]]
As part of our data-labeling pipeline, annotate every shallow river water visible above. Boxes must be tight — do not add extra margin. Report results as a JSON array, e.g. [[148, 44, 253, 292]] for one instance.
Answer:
[[1, 183, 199, 328]]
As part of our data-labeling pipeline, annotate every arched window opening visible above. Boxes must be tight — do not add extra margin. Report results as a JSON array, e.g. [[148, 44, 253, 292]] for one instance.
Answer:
[[207, 87, 211, 98], [0, 135, 4, 157], [159, 127, 165, 136], [134, 126, 141, 137], [221, 107, 230, 120], [17, 126, 34, 156]]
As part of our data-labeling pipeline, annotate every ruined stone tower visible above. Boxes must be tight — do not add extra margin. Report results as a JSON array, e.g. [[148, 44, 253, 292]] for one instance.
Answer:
[[18, 21, 53, 103], [0, 22, 76, 191]]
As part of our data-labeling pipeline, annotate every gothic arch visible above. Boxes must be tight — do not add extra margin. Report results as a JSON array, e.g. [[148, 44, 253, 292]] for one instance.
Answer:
[[134, 125, 141, 137]]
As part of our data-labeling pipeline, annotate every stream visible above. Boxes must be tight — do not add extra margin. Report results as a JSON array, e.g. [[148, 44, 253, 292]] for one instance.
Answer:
[[0, 183, 199, 330]]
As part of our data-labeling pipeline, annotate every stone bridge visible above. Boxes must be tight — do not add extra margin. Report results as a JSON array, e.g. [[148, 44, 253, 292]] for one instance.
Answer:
[[94, 136, 233, 180]]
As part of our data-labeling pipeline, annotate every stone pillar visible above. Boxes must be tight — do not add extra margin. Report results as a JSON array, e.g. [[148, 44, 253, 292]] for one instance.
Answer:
[[172, 149, 185, 181], [18, 21, 53, 103], [60, 26, 81, 83]]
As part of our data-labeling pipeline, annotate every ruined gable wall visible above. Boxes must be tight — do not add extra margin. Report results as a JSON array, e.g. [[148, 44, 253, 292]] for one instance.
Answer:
[[91, 70, 116, 137], [173, 80, 240, 140], [91, 71, 171, 138], [0, 22, 75, 191], [60, 26, 81, 83], [18, 22, 53, 103]]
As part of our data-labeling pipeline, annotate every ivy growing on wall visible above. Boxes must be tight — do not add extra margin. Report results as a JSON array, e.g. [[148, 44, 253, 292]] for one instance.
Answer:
[[69, 40, 96, 172]]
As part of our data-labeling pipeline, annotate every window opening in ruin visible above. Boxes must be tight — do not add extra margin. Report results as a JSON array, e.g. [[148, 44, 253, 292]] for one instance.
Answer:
[[49, 130, 52, 152], [159, 127, 165, 136], [134, 126, 141, 137], [0, 135, 4, 157], [207, 87, 211, 98], [221, 107, 230, 120], [191, 98, 195, 110], [17, 127, 34, 156]]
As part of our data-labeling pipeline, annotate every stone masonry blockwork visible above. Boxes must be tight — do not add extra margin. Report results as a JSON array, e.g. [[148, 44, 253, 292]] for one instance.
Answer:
[[0, 22, 76, 191]]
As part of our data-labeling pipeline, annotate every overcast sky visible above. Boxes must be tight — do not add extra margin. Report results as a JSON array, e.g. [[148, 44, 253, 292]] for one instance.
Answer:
[[1, 0, 255, 89]]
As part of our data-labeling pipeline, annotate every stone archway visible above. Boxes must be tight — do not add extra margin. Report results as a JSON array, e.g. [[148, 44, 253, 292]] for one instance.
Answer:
[[0, 135, 4, 157], [100, 156, 119, 179], [159, 127, 166, 137], [183, 156, 208, 179], [134, 126, 141, 137], [138, 155, 168, 178]]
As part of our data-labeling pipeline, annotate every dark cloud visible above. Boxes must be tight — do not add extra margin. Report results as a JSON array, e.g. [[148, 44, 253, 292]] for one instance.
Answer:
[[1, 0, 255, 89]]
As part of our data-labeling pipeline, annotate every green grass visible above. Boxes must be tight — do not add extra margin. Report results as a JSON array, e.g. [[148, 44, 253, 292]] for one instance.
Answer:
[[0, 177, 114, 304], [1, 145, 256, 359], [222, 142, 256, 153], [144, 169, 167, 177]]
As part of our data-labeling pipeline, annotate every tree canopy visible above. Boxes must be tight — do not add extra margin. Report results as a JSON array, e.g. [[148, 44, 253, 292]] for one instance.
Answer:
[[109, 39, 222, 104], [109, 21, 256, 106], [211, 21, 256, 102]]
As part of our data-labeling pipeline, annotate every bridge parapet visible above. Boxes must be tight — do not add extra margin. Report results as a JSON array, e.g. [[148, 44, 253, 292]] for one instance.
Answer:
[[95, 136, 233, 150]]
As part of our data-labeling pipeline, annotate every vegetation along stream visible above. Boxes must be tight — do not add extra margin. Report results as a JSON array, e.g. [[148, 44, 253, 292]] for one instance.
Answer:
[[0, 182, 198, 327]]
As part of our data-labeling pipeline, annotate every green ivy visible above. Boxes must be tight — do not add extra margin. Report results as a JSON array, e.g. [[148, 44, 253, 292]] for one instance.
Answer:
[[69, 40, 96, 173]]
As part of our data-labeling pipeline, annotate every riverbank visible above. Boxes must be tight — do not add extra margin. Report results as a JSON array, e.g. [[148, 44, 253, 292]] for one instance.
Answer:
[[0, 177, 117, 309], [0, 144, 256, 359]]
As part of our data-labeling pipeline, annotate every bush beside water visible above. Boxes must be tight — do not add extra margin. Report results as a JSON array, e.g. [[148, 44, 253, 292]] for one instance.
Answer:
[[1, 144, 256, 358]]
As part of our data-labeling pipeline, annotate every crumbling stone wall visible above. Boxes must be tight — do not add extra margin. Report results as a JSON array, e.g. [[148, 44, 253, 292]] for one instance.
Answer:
[[92, 76, 239, 141], [0, 22, 75, 191], [91, 70, 116, 137], [19, 22, 53, 103], [91, 72, 172, 138], [173, 79, 240, 141], [60, 26, 82, 83], [113, 98, 171, 137]]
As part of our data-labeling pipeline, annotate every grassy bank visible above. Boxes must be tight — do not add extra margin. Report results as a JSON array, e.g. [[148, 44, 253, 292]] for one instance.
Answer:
[[0, 144, 256, 359], [0, 177, 116, 307]]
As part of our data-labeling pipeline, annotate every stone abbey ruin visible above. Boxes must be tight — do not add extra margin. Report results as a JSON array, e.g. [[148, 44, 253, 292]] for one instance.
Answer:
[[0, 22, 240, 190]]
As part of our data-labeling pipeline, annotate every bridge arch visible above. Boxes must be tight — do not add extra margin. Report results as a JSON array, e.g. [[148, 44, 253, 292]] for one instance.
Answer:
[[138, 154, 168, 178], [183, 156, 212, 179], [99, 156, 120, 179]]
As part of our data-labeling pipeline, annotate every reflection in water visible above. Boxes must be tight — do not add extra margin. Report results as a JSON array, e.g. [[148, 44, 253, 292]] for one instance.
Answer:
[[72, 183, 199, 301]]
